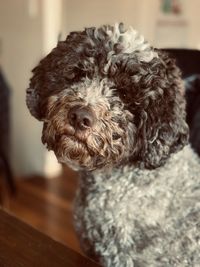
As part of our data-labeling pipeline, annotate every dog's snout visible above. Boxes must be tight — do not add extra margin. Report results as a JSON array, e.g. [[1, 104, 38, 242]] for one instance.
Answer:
[[68, 105, 95, 130]]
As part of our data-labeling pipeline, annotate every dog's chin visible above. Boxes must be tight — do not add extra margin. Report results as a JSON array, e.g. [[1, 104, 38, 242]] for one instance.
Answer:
[[53, 135, 97, 171], [47, 133, 126, 171]]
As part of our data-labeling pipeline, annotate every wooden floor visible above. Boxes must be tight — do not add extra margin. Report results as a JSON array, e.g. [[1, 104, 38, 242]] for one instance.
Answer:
[[2, 167, 81, 254]]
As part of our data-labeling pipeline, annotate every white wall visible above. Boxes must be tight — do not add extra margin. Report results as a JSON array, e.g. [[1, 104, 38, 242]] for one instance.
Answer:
[[186, 0, 200, 49], [61, 0, 200, 48], [61, 0, 159, 42], [0, 0, 46, 176]]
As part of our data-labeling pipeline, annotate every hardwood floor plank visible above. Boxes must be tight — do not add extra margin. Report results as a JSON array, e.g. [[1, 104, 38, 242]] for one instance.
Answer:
[[0, 209, 101, 267], [4, 168, 81, 253]]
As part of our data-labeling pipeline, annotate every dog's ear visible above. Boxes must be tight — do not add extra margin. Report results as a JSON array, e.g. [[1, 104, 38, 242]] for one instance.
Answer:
[[26, 41, 69, 121], [26, 47, 64, 121], [26, 60, 50, 121], [26, 84, 42, 120], [26, 32, 90, 120], [132, 51, 189, 169]]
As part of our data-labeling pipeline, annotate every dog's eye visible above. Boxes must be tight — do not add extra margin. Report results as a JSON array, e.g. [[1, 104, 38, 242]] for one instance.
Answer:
[[121, 92, 127, 98], [112, 133, 121, 140], [119, 90, 128, 101], [65, 67, 86, 82]]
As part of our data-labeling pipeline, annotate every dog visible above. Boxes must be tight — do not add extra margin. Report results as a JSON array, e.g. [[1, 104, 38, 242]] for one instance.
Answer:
[[26, 24, 200, 267]]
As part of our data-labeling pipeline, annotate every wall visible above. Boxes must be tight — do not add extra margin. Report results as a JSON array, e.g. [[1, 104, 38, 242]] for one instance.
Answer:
[[0, 0, 45, 176], [61, 0, 159, 42], [61, 0, 200, 48]]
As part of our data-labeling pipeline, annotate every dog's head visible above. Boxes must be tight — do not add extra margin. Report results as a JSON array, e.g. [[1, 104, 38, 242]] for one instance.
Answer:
[[26, 24, 188, 171]]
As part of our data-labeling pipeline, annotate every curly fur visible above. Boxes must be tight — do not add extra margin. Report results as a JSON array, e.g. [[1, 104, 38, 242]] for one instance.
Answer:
[[26, 23, 200, 267]]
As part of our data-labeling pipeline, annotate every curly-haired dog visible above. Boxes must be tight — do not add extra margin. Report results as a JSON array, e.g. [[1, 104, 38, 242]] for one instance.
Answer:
[[26, 24, 200, 267]]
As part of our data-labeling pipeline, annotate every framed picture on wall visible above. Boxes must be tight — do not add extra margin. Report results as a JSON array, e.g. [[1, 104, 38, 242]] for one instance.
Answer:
[[161, 0, 183, 15], [155, 0, 188, 48]]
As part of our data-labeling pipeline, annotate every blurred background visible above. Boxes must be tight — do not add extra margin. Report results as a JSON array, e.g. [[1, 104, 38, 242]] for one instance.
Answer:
[[0, 0, 200, 255]]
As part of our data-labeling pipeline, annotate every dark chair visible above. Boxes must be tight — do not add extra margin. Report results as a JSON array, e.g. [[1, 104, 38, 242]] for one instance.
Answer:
[[0, 68, 15, 195], [163, 49, 200, 156], [163, 49, 200, 78]]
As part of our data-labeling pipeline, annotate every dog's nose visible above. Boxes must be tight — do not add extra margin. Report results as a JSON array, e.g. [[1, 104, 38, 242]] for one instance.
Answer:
[[68, 105, 95, 130]]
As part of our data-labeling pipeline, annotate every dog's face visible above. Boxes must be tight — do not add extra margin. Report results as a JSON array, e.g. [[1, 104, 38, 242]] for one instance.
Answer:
[[27, 24, 188, 171], [41, 77, 135, 170]]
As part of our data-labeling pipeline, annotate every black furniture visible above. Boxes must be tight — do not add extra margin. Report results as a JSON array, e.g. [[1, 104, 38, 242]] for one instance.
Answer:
[[163, 48, 200, 78], [163, 49, 200, 156], [0, 68, 15, 195]]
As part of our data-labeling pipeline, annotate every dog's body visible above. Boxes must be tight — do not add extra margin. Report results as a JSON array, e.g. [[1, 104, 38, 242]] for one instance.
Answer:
[[75, 145, 200, 266], [26, 24, 200, 267]]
